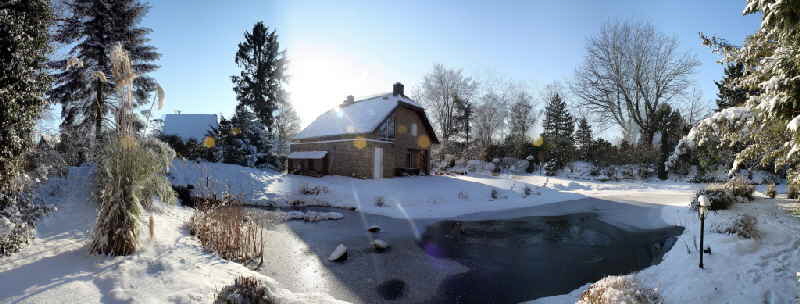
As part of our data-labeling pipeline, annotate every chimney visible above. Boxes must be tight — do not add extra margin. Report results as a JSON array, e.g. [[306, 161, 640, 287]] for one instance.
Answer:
[[340, 95, 355, 107], [392, 82, 404, 96]]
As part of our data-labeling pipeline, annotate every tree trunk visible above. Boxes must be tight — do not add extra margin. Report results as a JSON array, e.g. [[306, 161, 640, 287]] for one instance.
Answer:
[[96, 77, 103, 143]]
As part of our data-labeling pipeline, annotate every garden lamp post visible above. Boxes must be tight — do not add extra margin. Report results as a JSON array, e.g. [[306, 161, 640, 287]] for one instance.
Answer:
[[698, 195, 710, 269]]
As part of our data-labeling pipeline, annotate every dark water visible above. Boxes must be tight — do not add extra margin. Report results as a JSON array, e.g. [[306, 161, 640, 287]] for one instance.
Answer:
[[417, 213, 683, 304]]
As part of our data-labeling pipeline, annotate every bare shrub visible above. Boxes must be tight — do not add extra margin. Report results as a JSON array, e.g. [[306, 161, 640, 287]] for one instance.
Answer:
[[715, 214, 761, 239], [375, 196, 386, 207], [490, 189, 499, 200], [299, 183, 328, 196], [766, 183, 776, 199], [724, 176, 754, 200], [578, 275, 662, 304], [457, 191, 469, 200], [189, 197, 263, 263], [788, 184, 799, 200], [214, 276, 275, 304]]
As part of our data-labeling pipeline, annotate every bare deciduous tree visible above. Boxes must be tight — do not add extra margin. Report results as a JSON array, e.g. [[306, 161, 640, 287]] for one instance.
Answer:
[[572, 21, 700, 146], [415, 64, 478, 146]]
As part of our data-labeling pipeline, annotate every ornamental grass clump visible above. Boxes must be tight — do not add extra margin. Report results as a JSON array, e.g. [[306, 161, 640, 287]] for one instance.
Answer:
[[88, 44, 174, 256], [189, 197, 264, 263]]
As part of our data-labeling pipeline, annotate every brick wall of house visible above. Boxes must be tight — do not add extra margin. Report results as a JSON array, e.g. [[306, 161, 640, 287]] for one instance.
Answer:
[[375, 105, 433, 176]]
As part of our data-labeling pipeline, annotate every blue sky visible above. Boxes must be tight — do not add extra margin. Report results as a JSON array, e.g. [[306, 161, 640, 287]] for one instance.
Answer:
[[140, 1, 760, 131]]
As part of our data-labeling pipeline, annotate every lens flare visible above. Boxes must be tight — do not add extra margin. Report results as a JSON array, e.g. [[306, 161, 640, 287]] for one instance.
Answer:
[[353, 136, 367, 149], [203, 136, 216, 148], [417, 135, 431, 149]]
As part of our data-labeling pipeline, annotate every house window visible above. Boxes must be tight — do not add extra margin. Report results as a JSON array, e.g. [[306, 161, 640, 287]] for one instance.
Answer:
[[378, 117, 395, 139], [411, 123, 417, 136]]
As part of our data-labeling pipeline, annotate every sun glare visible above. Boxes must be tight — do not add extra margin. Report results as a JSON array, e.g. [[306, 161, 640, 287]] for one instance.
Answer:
[[287, 43, 392, 127]]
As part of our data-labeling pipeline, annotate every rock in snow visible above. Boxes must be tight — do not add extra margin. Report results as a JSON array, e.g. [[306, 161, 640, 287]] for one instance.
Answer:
[[367, 225, 381, 233], [372, 239, 390, 251], [286, 211, 344, 222], [328, 244, 348, 262]]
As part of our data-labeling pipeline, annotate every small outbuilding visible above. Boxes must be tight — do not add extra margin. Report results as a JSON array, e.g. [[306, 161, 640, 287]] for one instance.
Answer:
[[289, 83, 439, 179]]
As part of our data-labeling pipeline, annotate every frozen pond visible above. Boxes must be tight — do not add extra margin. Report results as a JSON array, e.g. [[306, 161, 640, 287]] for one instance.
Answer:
[[251, 198, 683, 303]]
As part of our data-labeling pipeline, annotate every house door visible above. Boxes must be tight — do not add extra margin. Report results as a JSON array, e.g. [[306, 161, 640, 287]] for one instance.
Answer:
[[373, 147, 383, 179]]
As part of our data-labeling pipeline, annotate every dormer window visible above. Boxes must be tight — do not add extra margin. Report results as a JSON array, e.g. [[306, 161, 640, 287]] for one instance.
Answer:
[[378, 117, 396, 140]]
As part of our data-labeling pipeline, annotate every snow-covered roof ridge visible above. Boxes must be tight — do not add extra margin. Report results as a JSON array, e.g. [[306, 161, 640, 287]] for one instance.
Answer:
[[294, 93, 424, 140], [163, 114, 219, 141]]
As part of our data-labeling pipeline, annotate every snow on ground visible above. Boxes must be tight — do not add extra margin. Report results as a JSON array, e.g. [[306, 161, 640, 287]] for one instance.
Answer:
[[169, 160, 589, 219], [0, 166, 346, 304], [4, 160, 798, 303]]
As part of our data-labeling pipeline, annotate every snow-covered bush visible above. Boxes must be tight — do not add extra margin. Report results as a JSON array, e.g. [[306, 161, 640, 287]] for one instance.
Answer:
[[713, 214, 760, 240], [0, 191, 52, 256], [578, 275, 662, 304], [544, 159, 559, 176], [724, 176, 755, 201], [690, 185, 744, 211], [189, 202, 263, 263], [214, 276, 275, 304]]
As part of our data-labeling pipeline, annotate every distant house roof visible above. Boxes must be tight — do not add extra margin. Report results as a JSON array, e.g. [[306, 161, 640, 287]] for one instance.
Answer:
[[294, 93, 437, 142], [163, 114, 218, 141]]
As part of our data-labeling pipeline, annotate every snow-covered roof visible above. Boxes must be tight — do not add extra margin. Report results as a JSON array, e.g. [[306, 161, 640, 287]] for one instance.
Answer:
[[163, 114, 218, 141], [294, 93, 423, 140], [288, 151, 328, 159]]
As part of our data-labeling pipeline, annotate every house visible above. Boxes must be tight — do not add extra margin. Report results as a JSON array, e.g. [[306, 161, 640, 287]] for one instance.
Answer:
[[162, 114, 218, 142], [289, 82, 440, 179]]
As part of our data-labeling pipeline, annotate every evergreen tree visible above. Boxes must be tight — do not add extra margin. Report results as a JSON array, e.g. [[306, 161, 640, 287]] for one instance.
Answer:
[[542, 93, 574, 140], [541, 93, 575, 174], [452, 95, 473, 146], [714, 63, 751, 111], [655, 104, 685, 179], [0, 0, 52, 191], [574, 118, 593, 161], [231, 21, 287, 133], [50, 0, 160, 144]]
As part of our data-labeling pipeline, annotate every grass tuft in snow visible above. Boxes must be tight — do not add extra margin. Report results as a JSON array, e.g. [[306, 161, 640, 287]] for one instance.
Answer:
[[577, 275, 662, 304], [214, 276, 275, 304], [767, 183, 777, 199], [299, 183, 328, 196], [714, 214, 761, 239], [189, 197, 264, 263]]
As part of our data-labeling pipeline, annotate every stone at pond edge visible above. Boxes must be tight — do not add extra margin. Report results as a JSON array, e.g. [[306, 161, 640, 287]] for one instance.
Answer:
[[367, 225, 381, 233], [328, 244, 348, 262], [372, 239, 390, 252]]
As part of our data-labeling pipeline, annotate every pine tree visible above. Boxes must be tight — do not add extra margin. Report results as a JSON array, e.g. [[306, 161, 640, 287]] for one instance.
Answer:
[[452, 95, 473, 145], [231, 21, 287, 133], [574, 118, 593, 161], [714, 63, 751, 111], [0, 0, 53, 191], [541, 93, 575, 174], [542, 93, 574, 141], [50, 0, 160, 144]]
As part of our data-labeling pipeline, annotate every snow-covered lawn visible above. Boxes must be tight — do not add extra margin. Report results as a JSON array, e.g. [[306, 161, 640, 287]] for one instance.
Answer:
[[2, 160, 798, 303], [0, 167, 345, 304]]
